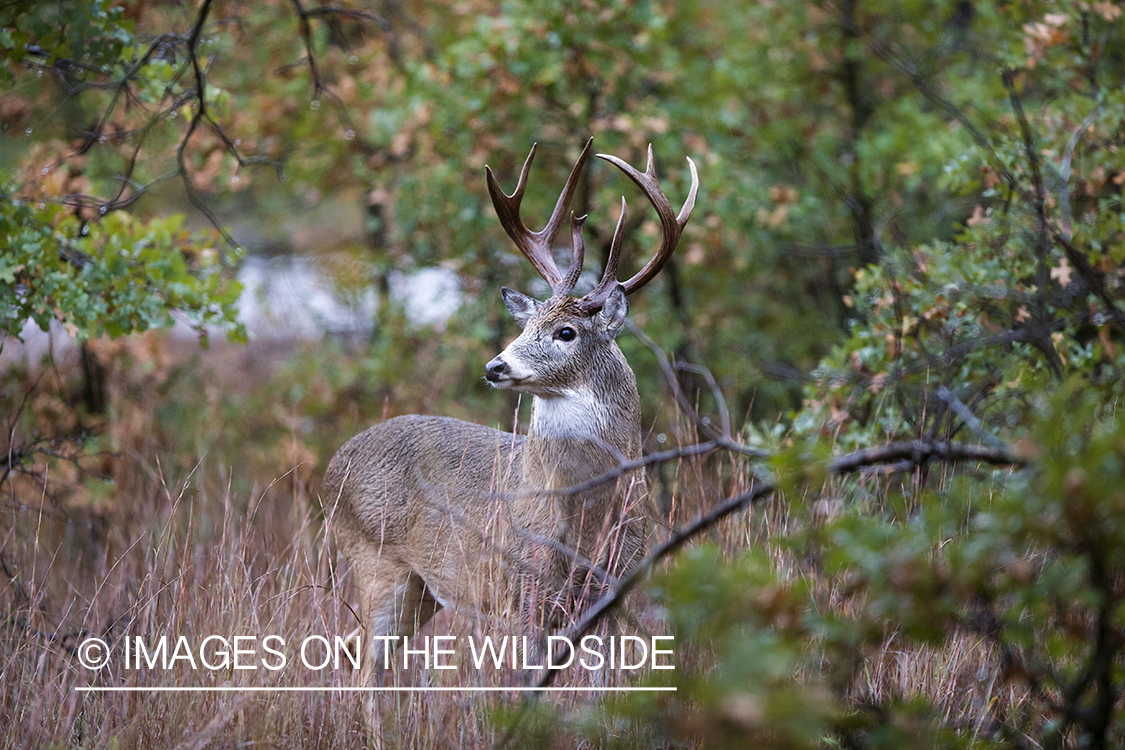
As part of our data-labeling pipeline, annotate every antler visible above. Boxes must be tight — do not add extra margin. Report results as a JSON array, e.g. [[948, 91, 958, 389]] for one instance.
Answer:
[[577, 145, 699, 313], [486, 139, 593, 296]]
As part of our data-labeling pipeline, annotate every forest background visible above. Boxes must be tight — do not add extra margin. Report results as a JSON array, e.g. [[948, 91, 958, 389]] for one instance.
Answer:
[[3, 0, 1125, 747]]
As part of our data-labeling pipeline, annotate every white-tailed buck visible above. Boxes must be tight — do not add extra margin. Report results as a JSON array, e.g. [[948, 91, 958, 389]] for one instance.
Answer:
[[325, 139, 697, 685]]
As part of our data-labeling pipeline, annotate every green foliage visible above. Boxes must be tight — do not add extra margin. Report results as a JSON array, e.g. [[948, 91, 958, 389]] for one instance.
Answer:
[[0, 0, 132, 83], [0, 189, 244, 341], [635, 381, 1125, 748], [800, 0, 1125, 448], [1, 1, 246, 344]]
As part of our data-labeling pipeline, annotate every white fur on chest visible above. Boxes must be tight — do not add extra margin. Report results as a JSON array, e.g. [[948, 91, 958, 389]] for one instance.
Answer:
[[530, 388, 610, 438]]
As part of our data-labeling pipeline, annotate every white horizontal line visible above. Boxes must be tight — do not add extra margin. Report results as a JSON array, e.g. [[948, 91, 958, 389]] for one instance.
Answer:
[[75, 686, 676, 693]]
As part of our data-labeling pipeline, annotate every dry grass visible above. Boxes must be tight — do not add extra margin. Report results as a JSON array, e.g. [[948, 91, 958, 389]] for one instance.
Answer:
[[0, 334, 671, 748], [1, 443, 367, 747]]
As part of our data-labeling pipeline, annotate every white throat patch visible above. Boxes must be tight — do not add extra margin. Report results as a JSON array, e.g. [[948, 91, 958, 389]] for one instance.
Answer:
[[530, 388, 609, 438]]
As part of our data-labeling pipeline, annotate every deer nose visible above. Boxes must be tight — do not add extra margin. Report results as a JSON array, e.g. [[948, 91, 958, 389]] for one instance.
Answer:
[[484, 358, 509, 382]]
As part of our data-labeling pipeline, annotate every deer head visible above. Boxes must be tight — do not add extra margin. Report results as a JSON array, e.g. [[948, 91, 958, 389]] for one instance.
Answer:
[[483, 139, 698, 399]]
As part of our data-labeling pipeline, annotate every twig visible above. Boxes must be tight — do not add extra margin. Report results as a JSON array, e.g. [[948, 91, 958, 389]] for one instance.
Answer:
[[828, 439, 1022, 474], [174, 0, 240, 254], [1056, 106, 1101, 242], [626, 320, 729, 443], [675, 362, 732, 439], [841, 3, 1124, 338], [539, 439, 765, 499], [934, 385, 1007, 450], [288, 0, 356, 135]]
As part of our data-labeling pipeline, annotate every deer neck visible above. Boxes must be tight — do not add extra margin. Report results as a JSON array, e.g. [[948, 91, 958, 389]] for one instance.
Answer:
[[524, 346, 640, 490]]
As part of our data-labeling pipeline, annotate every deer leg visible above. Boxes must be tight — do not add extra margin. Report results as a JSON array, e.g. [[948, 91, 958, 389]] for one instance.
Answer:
[[352, 563, 441, 748], [508, 570, 554, 685], [355, 569, 426, 675], [346, 555, 397, 749], [393, 572, 442, 645], [350, 563, 394, 678]]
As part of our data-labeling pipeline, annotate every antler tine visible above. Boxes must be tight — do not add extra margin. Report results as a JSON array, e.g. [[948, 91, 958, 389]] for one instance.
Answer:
[[485, 139, 593, 294], [578, 145, 699, 310], [577, 197, 628, 312], [559, 212, 587, 296]]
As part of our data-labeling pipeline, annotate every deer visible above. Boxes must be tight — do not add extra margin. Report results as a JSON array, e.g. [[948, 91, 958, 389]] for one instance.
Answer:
[[324, 139, 697, 691]]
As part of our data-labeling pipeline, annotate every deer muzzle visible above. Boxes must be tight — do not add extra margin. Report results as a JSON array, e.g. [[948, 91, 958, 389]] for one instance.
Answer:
[[484, 357, 510, 384]]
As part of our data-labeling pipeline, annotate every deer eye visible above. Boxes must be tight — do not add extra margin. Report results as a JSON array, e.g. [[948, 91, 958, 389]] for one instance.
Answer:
[[554, 326, 577, 342]]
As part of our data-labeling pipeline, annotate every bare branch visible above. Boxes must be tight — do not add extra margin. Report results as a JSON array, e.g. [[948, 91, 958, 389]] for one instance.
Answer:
[[828, 439, 1023, 474], [174, 0, 240, 254], [626, 320, 729, 443], [538, 439, 765, 500], [288, 0, 358, 136], [675, 361, 732, 440], [934, 385, 1008, 450], [1057, 106, 1101, 242]]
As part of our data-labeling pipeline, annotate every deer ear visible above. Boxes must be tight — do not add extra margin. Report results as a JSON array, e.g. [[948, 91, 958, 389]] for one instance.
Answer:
[[501, 287, 540, 329], [593, 284, 628, 338]]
